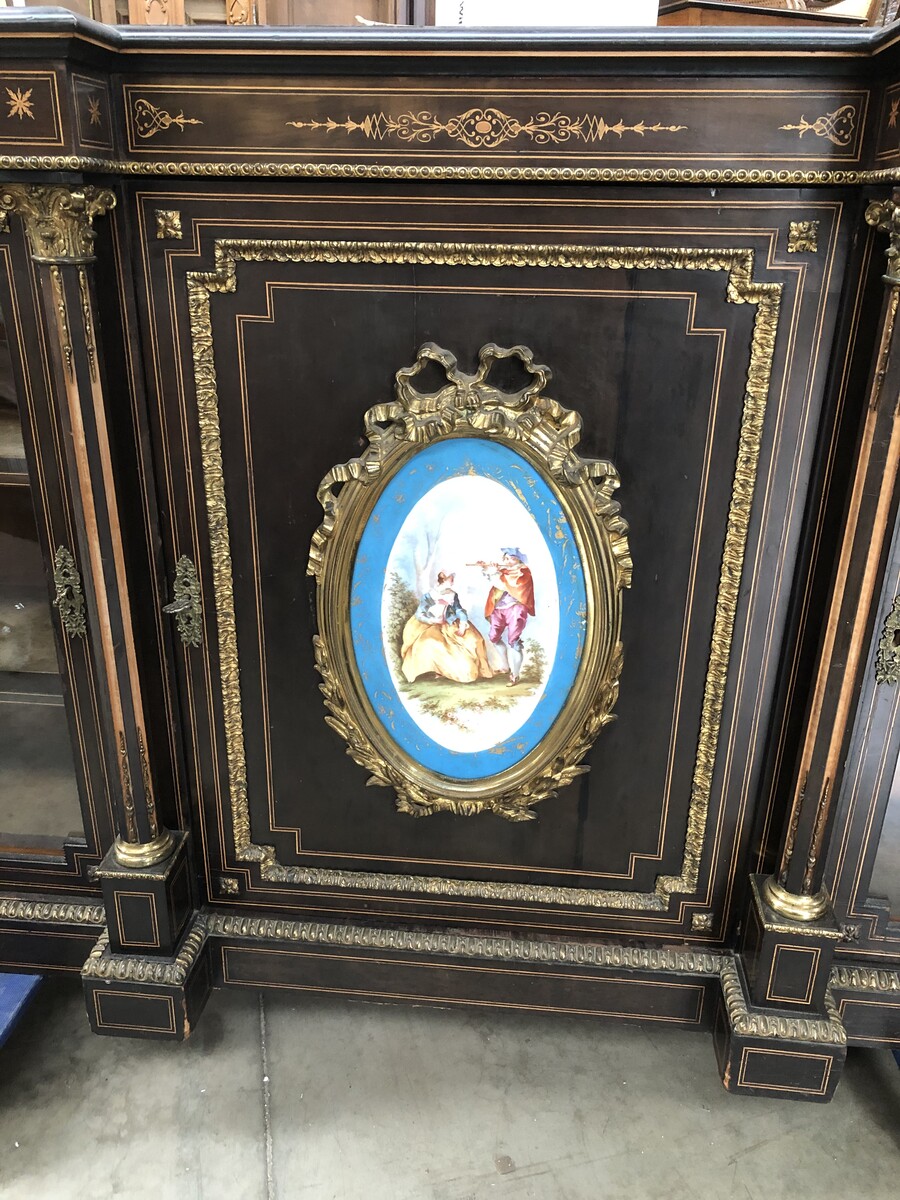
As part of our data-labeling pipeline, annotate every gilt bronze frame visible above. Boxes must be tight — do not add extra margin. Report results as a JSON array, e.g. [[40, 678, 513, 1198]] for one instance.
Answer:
[[308, 342, 632, 821]]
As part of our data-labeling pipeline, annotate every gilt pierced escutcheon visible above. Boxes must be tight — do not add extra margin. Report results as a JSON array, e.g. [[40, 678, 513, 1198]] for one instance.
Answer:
[[875, 595, 900, 686], [52, 545, 86, 639], [163, 555, 202, 648]]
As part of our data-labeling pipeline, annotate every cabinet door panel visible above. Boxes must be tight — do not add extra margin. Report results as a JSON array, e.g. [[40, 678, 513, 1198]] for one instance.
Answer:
[[135, 183, 850, 939]]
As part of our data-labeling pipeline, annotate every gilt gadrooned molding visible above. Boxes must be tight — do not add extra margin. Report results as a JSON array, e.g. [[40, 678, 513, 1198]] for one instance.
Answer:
[[185, 236, 780, 911], [203, 917, 850, 1044], [830, 965, 900, 993], [719, 960, 846, 1045], [0, 183, 115, 263], [207, 913, 724, 975], [0, 895, 104, 926], [82, 916, 208, 985]]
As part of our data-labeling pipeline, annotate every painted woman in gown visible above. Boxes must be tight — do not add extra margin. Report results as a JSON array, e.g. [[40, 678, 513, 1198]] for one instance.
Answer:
[[400, 571, 493, 684]]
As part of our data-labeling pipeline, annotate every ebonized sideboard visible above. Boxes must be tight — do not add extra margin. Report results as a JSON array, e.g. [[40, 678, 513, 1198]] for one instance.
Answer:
[[0, 10, 898, 1102]]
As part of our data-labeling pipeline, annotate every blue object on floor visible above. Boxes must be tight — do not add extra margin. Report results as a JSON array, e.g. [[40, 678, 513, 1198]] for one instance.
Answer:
[[0, 973, 41, 1049]]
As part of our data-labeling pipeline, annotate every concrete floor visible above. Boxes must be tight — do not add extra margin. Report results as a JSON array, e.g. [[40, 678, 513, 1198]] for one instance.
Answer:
[[0, 979, 898, 1200]]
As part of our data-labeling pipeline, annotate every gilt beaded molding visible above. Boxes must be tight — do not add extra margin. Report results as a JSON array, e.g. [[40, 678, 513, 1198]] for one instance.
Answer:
[[1, 154, 900, 185]]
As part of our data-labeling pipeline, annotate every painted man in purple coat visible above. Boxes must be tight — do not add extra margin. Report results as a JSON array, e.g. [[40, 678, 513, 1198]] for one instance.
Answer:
[[482, 547, 535, 686]]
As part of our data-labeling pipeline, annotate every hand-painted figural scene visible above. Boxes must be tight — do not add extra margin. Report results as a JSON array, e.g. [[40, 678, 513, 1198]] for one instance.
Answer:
[[401, 548, 535, 688], [393, 533, 546, 751], [351, 436, 587, 780], [318, 343, 630, 814]]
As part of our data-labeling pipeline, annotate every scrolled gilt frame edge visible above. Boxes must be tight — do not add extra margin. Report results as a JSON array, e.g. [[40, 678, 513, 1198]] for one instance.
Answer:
[[308, 341, 632, 821]]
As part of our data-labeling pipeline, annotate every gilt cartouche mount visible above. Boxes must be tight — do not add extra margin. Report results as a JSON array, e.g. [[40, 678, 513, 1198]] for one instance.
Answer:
[[309, 341, 631, 822]]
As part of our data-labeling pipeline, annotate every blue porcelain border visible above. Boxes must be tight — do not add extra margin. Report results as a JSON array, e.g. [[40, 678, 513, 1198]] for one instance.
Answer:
[[350, 437, 587, 782]]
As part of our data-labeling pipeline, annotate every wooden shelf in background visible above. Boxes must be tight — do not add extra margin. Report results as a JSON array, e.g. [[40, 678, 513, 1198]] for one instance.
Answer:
[[658, 1, 868, 25]]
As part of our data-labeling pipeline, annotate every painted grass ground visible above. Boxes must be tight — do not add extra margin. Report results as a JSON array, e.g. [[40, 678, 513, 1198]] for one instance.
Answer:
[[399, 663, 543, 732]]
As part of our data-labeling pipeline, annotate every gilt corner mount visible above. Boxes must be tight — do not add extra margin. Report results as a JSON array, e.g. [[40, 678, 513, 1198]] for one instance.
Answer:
[[308, 342, 631, 822]]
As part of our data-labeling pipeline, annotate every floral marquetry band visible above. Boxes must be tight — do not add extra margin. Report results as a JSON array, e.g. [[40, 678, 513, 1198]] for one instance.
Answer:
[[308, 343, 631, 821]]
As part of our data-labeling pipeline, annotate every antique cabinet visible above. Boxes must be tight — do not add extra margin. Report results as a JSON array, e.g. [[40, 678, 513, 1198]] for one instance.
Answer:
[[0, 10, 898, 1102]]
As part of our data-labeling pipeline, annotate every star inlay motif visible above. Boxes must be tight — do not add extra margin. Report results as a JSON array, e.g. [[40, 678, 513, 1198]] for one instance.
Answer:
[[87, 97, 102, 127], [5, 88, 34, 121], [889, 99, 900, 129]]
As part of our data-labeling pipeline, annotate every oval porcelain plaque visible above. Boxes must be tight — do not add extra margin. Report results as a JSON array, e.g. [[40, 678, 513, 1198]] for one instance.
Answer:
[[351, 438, 585, 780], [309, 342, 631, 820]]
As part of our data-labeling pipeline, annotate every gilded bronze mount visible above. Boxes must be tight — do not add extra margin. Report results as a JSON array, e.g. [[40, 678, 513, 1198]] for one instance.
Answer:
[[308, 342, 632, 822], [866, 195, 900, 285], [0, 183, 115, 264], [762, 875, 830, 923]]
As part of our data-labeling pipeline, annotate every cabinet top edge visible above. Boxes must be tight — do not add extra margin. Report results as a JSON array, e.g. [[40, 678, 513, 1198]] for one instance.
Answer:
[[0, 6, 895, 64]]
